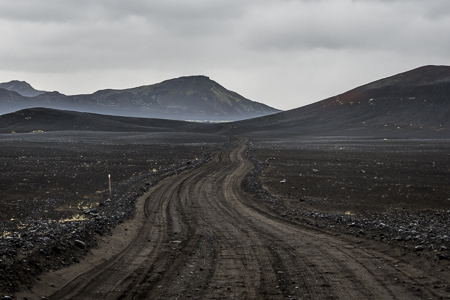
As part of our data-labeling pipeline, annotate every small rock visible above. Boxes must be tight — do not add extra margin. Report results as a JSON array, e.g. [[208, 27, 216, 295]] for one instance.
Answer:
[[437, 253, 448, 260], [74, 239, 87, 250], [414, 245, 424, 252]]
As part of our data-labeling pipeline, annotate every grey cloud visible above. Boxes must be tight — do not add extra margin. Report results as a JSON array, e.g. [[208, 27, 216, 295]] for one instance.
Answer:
[[0, 0, 449, 110], [241, 0, 450, 55], [351, 0, 450, 20], [0, 0, 244, 27], [0, 0, 247, 73]]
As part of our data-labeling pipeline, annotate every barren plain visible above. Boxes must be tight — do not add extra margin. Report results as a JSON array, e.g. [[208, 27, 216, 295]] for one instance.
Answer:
[[0, 129, 448, 299]]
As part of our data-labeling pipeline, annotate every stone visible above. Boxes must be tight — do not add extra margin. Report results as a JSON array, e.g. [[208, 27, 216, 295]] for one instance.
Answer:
[[74, 240, 87, 250], [414, 245, 424, 252]]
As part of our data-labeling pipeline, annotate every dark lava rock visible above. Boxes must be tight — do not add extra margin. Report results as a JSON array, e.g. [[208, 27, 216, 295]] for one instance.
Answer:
[[437, 253, 449, 260], [414, 245, 424, 252], [74, 240, 87, 250]]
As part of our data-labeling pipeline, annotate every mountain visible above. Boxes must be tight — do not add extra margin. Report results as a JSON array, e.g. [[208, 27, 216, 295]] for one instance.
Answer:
[[3, 66, 449, 138], [0, 80, 46, 97], [77, 76, 280, 120], [0, 76, 280, 121], [232, 65, 450, 138]]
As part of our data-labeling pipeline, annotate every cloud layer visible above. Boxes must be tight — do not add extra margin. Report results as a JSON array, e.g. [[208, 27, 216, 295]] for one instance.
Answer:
[[1, 0, 449, 110]]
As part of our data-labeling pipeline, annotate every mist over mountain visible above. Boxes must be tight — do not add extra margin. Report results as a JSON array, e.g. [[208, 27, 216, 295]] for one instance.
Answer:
[[232, 65, 450, 138], [0, 76, 280, 121]]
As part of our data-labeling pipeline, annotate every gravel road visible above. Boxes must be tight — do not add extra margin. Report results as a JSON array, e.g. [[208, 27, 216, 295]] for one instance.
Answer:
[[25, 138, 449, 299]]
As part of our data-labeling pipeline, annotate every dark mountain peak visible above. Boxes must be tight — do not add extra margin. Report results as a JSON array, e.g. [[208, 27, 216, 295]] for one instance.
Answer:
[[142, 75, 215, 92], [234, 65, 450, 139], [145, 75, 221, 90], [3, 80, 27, 85], [133, 75, 210, 90], [0, 80, 46, 97], [397, 65, 450, 82], [331, 65, 450, 106], [164, 75, 210, 82], [358, 65, 450, 91], [112, 75, 281, 120]]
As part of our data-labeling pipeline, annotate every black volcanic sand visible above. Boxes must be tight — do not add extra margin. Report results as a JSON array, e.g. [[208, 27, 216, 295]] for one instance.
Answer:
[[1, 131, 450, 295], [0, 131, 227, 294], [244, 136, 450, 262]]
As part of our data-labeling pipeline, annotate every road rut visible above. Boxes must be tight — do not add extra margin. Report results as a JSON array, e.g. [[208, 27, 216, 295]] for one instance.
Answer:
[[48, 138, 442, 299]]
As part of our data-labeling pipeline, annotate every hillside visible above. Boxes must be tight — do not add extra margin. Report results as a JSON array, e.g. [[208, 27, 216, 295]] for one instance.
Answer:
[[0, 76, 280, 121], [72, 76, 279, 120], [232, 65, 450, 138], [0, 107, 222, 134]]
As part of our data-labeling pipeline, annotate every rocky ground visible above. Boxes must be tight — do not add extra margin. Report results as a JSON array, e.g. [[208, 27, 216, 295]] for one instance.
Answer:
[[243, 137, 450, 270], [1, 132, 450, 298], [0, 131, 227, 296]]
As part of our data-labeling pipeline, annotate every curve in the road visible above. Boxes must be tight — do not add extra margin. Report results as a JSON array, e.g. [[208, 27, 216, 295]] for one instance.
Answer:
[[49, 138, 442, 299]]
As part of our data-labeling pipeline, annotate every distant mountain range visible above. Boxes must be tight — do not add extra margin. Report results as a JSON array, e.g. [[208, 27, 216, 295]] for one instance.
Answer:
[[232, 65, 450, 138], [0, 76, 280, 121], [0, 80, 46, 97], [1, 65, 449, 138]]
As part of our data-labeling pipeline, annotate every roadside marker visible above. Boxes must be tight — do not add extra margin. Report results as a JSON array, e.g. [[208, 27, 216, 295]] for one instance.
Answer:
[[108, 174, 112, 200]]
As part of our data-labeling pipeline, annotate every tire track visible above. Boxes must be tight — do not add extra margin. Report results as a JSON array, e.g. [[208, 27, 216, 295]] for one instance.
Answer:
[[49, 138, 446, 299]]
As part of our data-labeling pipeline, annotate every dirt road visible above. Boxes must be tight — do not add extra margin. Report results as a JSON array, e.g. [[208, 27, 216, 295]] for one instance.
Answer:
[[44, 138, 445, 299]]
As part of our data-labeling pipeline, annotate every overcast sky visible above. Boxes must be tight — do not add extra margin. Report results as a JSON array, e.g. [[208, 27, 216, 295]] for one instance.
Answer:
[[1, 0, 449, 110]]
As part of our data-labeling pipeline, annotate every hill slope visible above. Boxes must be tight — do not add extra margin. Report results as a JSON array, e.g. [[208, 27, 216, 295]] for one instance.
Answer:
[[0, 76, 280, 121], [0, 107, 222, 134], [73, 76, 279, 120], [233, 65, 450, 138]]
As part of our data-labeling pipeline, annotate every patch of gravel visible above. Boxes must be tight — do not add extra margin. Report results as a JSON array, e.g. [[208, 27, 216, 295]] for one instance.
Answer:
[[242, 155, 450, 262]]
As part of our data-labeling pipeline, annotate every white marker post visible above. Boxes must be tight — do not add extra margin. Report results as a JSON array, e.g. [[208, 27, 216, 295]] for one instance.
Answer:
[[108, 174, 112, 200]]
